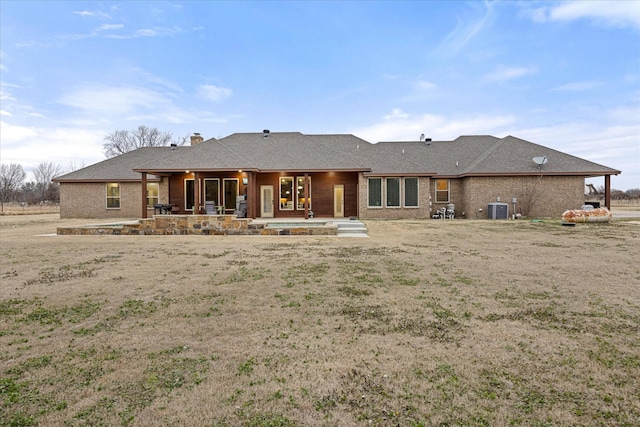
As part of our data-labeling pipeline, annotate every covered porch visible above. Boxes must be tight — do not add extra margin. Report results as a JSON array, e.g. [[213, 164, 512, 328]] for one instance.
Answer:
[[138, 170, 361, 220]]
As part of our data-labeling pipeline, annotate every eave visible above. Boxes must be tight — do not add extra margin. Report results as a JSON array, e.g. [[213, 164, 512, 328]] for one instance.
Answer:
[[362, 172, 435, 177], [456, 170, 621, 178], [53, 177, 162, 183]]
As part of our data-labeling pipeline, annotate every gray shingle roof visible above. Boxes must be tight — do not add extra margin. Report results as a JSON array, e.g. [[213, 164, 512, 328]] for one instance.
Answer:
[[53, 147, 171, 182], [55, 132, 620, 182], [378, 135, 620, 177]]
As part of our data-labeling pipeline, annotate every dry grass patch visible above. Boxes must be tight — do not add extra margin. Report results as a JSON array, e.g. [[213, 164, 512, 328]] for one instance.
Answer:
[[1, 215, 639, 426]]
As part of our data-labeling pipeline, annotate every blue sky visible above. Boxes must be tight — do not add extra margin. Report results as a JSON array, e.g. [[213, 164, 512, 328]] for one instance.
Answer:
[[1, 0, 639, 190]]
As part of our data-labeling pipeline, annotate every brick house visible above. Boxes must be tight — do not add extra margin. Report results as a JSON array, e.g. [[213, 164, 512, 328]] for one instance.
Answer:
[[53, 131, 620, 220]]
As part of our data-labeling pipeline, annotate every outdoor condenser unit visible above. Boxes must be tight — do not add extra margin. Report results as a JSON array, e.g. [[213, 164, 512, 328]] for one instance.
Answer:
[[487, 202, 509, 220]]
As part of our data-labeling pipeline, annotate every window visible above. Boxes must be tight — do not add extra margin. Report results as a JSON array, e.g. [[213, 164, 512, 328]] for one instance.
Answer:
[[146, 183, 159, 208], [296, 176, 311, 210], [223, 179, 238, 211], [106, 183, 120, 209], [368, 178, 382, 207], [185, 179, 194, 210], [386, 178, 401, 207], [279, 177, 294, 210], [404, 178, 419, 207], [435, 179, 450, 203]]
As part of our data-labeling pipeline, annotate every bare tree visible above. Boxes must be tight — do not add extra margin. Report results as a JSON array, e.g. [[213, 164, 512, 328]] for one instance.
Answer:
[[33, 162, 63, 203], [0, 163, 27, 212], [517, 175, 542, 217], [103, 125, 187, 158], [66, 160, 86, 173]]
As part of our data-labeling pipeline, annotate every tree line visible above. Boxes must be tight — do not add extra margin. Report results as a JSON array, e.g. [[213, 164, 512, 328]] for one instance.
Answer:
[[0, 162, 62, 211], [0, 125, 187, 212]]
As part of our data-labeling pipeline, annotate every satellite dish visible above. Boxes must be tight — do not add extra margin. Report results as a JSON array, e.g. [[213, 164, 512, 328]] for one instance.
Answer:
[[532, 156, 548, 166]]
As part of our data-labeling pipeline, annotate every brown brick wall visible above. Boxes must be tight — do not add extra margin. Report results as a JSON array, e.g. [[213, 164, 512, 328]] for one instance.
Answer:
[[460, 176, 585, 219], [429, 178, 463, 218], [358, 175, 432, 219], [59, 178, 167, 218], [60, 174, 586, 220]]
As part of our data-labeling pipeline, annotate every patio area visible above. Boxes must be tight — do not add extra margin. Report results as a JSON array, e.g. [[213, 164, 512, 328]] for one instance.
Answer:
[[56, 215, 368, 237]]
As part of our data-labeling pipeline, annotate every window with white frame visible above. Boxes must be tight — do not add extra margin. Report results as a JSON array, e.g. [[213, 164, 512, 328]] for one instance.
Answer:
[[296, 176, 311, 210], [404, 178, 419, 207], [106, 183, 120, 209], [146, 183, 159, 208], [435, 179, 450, 203], [386, 178, 401, 207], [368, 178, 382, 207], [279, 177, 294, 210]]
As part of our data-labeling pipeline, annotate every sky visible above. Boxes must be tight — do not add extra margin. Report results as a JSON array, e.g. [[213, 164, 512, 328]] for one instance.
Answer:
[[1, 0, 639, 190]]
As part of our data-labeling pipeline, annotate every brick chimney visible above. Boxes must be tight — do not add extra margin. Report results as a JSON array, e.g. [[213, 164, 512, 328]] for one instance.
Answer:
[[190, 132, 204, 145]]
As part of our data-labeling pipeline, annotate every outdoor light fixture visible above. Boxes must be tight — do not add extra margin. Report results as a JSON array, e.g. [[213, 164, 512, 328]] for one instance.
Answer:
[[242, 177, 248, 185]]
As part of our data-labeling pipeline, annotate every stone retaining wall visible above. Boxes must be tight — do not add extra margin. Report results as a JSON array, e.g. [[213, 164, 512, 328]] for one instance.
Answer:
[[56, 215, 338, 236]]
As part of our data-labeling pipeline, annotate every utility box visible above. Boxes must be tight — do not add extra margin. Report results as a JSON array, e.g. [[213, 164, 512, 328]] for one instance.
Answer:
[[488, 202, 509, 220]]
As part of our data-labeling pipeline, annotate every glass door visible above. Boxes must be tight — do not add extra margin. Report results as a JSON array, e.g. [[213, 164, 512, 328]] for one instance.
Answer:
[[261, 185, 274, 218]]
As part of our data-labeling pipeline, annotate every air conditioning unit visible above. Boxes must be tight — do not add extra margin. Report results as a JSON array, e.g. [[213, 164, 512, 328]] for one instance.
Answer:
[[487, 202, 509, 220]]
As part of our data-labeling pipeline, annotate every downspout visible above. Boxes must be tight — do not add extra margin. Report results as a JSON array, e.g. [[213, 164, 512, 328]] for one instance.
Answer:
[[141, 172, 148, 219]]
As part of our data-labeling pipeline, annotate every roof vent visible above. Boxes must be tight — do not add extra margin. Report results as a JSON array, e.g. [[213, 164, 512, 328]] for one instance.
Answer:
[[170, 143, 177, 151], [263, 129, 270, 137], [420, 133, 425, 142], [425, 138, 432, 146]]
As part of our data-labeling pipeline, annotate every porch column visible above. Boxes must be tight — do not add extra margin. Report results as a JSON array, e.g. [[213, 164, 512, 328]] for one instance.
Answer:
[[604, 175, 611, 210], [141, 172, 148, 218], [249, 171, 257, 218], [193, 172, 200, 214], [248, 172, 256, 218], [304, 173, 309, 219]]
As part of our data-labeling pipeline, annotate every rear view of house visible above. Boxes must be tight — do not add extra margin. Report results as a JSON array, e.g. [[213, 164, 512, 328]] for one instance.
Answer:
[[54, 131, 620, 220]]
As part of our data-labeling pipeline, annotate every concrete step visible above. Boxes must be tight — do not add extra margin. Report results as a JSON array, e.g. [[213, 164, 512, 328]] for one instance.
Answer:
[[334, 220, 368, 237]]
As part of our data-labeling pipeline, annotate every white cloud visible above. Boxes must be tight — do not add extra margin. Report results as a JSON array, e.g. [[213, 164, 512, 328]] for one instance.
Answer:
[[73, 10, 111, 19], [96, 24, 124, 31], [551, 81, 604, 92], [0, 110, 12, 117], [436, 1, 496, 56], [0, 120, 105, 173], [132, 68, 184, 94], [416, 80, 437, 90], [58, 85, 173, 115], [0, 87, 16, 102], [104, 26, 183, 40], [352, 109, 516, 142], [486, 66, 537, 82], [54, 81, 232, 127], [529, 1, 640, 31], [196, 84, 232, 102], [383, 108, 409, 120], [512, 106, 640, 190], [136, 29, 157, 37]]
